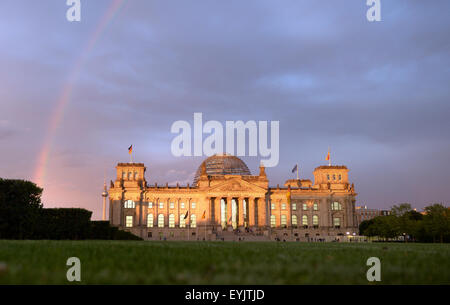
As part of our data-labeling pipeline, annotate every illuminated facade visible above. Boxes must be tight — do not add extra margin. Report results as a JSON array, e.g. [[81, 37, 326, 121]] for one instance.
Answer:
[[108, 154, 358, 241]]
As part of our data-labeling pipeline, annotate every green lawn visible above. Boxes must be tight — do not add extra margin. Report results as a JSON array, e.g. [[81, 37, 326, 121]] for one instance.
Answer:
[[0, 240, 448, 284]]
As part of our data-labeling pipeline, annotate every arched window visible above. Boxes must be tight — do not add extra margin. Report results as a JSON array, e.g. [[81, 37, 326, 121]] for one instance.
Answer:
[[169, 214, 175, 228], [134, 172, 138, 180], [158, 214, 164, 228], [122, 171, 126, 180], [270, 215, 276, 227], [190, 214, 197, 228], [292, 215, 298, 226], [281, 215, 287, 227], [147, 214, 153, 227], [313, 215, 319, 226], [302, 215, 308, 226], [180, 215, 186, 228], [128, 172, 132, 180]]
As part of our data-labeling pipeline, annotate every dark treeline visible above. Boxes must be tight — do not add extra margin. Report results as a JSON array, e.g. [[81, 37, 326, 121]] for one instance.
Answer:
[[0, 178, 141, 240], [359, 203, 450, 243]]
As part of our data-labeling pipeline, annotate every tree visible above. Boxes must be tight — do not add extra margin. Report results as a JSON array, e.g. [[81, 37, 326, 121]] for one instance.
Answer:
[[0, 179, 43, 239], [359, 219, 375, 236], [390, 203, 412, 217], [422, 203, 450, 243]]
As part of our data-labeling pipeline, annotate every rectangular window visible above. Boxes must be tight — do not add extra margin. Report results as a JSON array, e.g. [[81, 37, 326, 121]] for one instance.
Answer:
[[170, 202, 174, 209], [126, 216, 133, 227], [190, 214, 197, 228], [303, 203, 308, 211], [270, 215, 276, 227], [271, 203, 275, 210], [181, 202, 185, 209], [148, 202, 153, 208], [281, 203, 286, 210], [159, 202, 164, 209], [338, 174, 342, 180], [332, 202, 341, 211], [333, 217, 341, 227], [292, 203, 296, 211], [313, 203, 318, 211], [124, 200, 135, 209], [191, 202, 196, 209]]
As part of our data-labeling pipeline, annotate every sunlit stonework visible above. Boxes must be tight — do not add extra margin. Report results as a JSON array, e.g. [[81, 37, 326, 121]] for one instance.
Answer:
[[108, 154, 358, 241]]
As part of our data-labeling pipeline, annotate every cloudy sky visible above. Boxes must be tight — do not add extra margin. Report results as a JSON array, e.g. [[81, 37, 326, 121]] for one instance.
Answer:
[[0, 0, 449, 219]]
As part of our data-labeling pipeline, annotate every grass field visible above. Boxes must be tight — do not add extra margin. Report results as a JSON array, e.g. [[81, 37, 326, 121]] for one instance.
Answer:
[[0, 240, 449, 284]]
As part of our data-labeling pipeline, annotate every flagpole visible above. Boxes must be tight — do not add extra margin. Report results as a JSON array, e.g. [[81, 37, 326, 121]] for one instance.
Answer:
[[296, 164, 299, 180], [188, 199, 190, 241]]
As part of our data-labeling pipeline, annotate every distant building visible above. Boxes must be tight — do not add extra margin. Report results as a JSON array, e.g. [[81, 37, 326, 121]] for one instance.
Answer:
[[355, 205, 390, 226], [108, 154, 359, 241]]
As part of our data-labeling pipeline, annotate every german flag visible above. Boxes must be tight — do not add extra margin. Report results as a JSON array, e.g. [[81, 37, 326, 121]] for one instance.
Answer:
[[325, 149, 330, 161], [184, 210, 189, 219], [128, 145, 133, 154], [202, 210, 206, 219]]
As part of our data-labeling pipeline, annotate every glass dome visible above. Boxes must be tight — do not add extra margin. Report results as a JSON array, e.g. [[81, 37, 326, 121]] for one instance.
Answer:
[[193, 154, 251, 185]]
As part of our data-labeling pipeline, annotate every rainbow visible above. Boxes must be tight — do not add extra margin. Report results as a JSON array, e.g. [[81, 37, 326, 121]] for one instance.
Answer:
[[33, 0, 127, 187]]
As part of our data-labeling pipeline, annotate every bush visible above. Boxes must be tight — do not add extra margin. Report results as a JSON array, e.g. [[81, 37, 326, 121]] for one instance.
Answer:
[[35, 208, 92, 240], [89, 221, 141, 240]]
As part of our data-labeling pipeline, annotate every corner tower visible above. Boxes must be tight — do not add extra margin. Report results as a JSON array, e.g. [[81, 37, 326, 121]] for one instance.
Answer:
[[313, 165, 350, 190]]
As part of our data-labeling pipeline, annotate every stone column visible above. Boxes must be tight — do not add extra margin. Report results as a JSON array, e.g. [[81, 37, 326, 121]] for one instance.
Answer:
[[238, 197, 245, 227], [215, 197, 221, 227], [249, 197, 256, 227], [166, 198, 170, 227], [257, 197, 267, 227], [176, 198, 180, 227], [227, 197, 233, 228]]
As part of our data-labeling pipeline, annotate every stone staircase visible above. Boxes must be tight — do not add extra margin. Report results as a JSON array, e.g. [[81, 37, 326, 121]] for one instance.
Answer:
[[214, 229, 269, 241]]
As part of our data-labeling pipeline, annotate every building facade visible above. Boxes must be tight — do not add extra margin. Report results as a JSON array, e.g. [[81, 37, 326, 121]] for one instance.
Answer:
[[355, 206, 391, 226], [108, 154, 358, 241]]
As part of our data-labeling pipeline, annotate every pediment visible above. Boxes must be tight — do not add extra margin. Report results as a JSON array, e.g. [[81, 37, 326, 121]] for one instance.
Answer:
[[207, 177, 267, 194]]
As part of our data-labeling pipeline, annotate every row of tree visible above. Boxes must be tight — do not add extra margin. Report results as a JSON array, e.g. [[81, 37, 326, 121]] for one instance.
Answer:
[[359, 203, 450, 243], [0, 178, 141, 240]]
